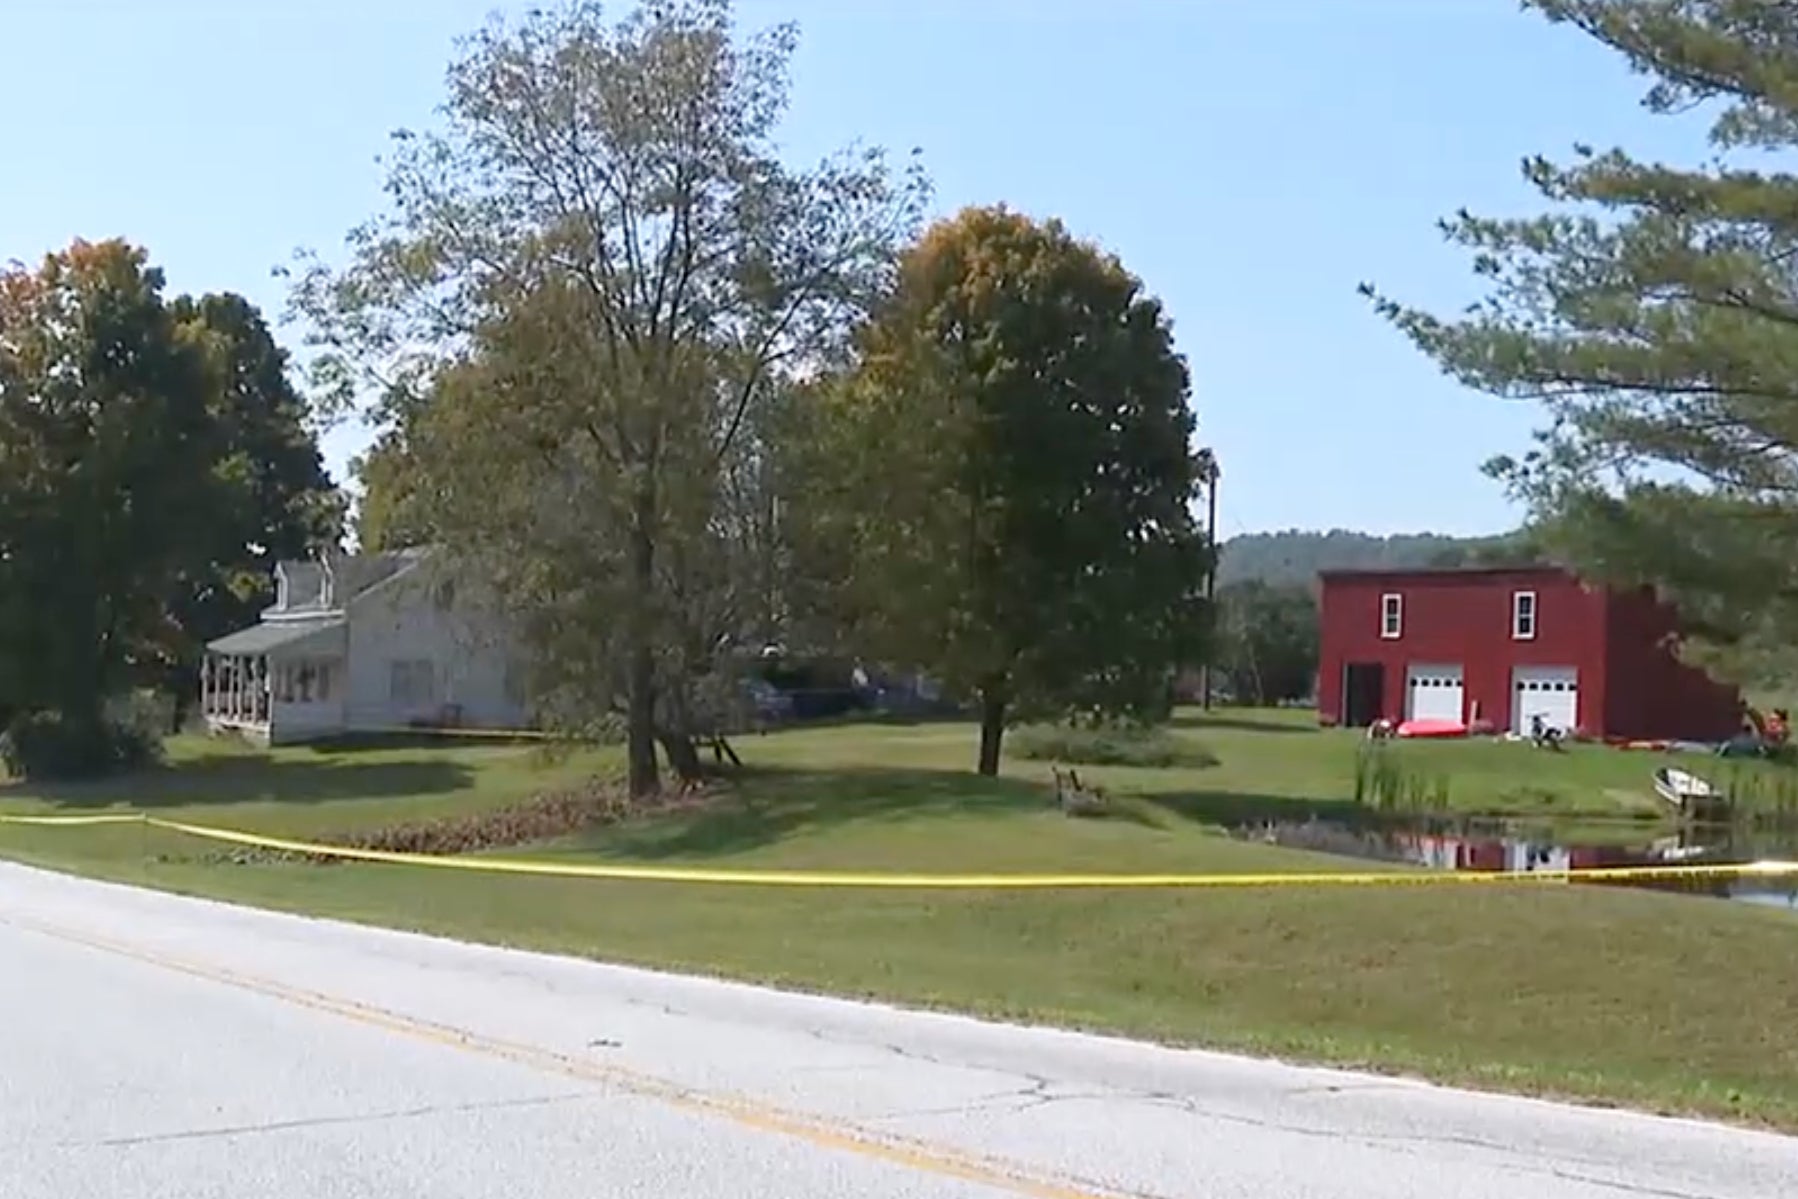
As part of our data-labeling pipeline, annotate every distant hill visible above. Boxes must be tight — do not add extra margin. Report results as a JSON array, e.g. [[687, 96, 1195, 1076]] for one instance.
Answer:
[[1216, 529, 1528, 588]]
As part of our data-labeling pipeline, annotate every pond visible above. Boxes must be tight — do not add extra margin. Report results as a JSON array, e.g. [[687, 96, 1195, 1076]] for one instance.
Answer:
[[1235, 818, 1798, 911]]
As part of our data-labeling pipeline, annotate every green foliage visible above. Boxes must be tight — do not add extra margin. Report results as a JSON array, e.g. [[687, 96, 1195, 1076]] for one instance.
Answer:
[[0, 242, 220, 728], [351, 427, 430, 552], [1364, 0, 1798, 686], [159, 292, 341, 707], [0, 710, 163, 781], [794, 206, 1211, 773], [1012, 723, 1219, 769], [1213, 580, 1318, 705], [0, 243, 337, 741], [290, 0, 926, 795]]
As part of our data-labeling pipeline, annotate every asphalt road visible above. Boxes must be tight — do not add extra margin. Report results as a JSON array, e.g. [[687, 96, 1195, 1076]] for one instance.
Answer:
[[1, 863, 1792, 1199]]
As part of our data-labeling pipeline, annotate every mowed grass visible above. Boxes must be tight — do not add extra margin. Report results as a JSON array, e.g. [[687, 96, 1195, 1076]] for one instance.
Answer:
[[0, 731, 616, 834], [2, 711, 1795, 1130]]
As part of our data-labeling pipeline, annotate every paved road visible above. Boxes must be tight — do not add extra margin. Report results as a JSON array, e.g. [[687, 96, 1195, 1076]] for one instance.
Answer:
[[1, 863, 1792, 1199]]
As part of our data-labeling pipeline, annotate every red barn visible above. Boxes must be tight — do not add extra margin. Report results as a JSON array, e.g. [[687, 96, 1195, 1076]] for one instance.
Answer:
[[1315, 566, 1742, 741]]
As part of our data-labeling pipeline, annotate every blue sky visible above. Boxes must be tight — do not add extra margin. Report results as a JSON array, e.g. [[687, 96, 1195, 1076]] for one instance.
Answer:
[[4, 0, 1709, 539]]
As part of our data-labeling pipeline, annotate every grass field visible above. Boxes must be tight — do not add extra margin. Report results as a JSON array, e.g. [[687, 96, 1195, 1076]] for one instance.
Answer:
[[2, 709, 1796, 1130]]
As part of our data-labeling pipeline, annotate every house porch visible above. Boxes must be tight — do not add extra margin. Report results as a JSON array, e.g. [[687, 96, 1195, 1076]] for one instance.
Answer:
[[202, 619, 348, 745]]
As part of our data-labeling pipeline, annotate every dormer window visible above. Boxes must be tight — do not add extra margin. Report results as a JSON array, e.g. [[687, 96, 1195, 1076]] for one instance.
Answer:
[[1513, 590, 1537, 640], [1380, 593, 1402, 639]]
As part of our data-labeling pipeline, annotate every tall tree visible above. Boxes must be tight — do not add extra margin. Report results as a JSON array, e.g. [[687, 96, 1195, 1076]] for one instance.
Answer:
[[289, 0, 926, 795], [796, 206, 1212, 775], [158, 293, 341, 719], [1364, 0, 1798, 688], [1212, 580, 1318, 707], [0, 247, 340, 743], [0, 241, 218, 732]]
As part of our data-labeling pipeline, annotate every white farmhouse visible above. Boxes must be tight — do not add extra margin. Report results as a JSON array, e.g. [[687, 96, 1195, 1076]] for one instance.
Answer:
[[200, 547, 530, 744]]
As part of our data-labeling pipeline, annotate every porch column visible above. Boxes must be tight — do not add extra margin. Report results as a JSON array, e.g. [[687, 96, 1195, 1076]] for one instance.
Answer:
[[201, 656, 213, 717]]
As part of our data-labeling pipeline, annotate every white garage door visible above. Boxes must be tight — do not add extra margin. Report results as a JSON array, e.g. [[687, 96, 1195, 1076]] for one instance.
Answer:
[[1405, 664, 1465, 723], [1513, 666, 1578, 733]]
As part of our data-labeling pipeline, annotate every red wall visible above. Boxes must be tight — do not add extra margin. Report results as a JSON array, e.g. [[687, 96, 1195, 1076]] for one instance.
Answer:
[[1602, 588, 1742, 741], [1316, 568, 1744, 740], [1317, 568, 1607, 732]]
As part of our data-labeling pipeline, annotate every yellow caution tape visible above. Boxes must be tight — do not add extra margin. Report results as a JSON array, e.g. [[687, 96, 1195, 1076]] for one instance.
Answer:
[[3, 811, 1797, 889], [0, 814, 150, 827]]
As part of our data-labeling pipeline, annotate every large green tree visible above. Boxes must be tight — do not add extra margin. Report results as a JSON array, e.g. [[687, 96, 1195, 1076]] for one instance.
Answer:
[[0, 243, 341, 741], [1213, 580, 1318, 707], [1365, 0, 1798, 688], [290, 0, 925, 795], [0, 242, 219, 730], [797, 207, 1212, 775]]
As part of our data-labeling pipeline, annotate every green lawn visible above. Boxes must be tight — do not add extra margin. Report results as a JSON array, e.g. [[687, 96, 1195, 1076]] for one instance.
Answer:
[[2, 711, 1795, 1131]]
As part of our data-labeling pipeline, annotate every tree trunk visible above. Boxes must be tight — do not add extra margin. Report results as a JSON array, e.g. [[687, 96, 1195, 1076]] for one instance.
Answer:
[[625, 489, 660, 798], [627, 644, 659, 796], [658, 728, 704, 784], [976, 686, 1007, 777]]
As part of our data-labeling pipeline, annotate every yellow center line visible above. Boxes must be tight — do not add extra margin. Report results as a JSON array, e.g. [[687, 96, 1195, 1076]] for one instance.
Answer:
[[7, 913, 1143, 1199]]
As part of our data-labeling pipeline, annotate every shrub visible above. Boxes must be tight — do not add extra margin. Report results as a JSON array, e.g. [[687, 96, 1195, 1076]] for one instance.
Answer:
[[0, 710, 164, 781], [106, 688, 177, 738], [1012, 723, 1219, 769]]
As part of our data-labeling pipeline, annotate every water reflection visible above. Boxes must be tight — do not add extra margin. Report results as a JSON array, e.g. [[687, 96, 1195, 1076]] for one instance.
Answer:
[[1237, 818, 1798, 910]]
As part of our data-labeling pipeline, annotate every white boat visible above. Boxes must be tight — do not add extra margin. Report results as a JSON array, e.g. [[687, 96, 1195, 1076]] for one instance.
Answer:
[[1652, 766, 1724, 813]]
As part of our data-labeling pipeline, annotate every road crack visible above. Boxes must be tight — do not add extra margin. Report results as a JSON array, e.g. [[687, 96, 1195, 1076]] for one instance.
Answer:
[[64, 1091, 600, 1149]]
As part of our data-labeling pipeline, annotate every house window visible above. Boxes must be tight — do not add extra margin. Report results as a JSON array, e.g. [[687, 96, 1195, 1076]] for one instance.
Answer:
[[1513, 591, 1537, 640], [1380, 593, 1403, 639], [390, 658, 437, 707]]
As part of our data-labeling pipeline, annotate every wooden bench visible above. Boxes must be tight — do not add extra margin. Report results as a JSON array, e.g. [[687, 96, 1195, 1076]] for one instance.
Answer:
[[1051, 766, 1109, 818]]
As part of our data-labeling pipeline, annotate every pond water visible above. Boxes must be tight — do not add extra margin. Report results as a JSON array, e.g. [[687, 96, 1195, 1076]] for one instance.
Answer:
[[1235, 819, 1798, 910]]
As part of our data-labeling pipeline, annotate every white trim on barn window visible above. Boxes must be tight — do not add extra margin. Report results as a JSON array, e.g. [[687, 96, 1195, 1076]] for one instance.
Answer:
[[1512, 590, 1538, 640], [1380, 593, 1403, 640]]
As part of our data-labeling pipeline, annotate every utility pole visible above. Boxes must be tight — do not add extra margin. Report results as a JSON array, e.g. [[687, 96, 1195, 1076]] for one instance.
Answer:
[[1200, 452, 1220, 711]]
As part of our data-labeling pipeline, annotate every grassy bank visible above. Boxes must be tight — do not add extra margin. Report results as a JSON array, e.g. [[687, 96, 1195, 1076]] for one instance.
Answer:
[[2, 712, 1795, 1130]]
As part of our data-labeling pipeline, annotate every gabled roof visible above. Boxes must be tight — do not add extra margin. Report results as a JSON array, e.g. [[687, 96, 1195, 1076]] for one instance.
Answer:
[[265, 547, 435, 619], [210, 547, 437, 656]]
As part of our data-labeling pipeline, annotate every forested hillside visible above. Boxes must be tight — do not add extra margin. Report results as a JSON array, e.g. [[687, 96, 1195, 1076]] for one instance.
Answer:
[[1216, 529, 1525, 587]]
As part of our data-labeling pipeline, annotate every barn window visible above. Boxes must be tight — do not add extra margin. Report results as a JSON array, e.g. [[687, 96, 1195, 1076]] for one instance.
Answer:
[[1380, 593, 1403, 639], [1512, 591, 1537, 640]]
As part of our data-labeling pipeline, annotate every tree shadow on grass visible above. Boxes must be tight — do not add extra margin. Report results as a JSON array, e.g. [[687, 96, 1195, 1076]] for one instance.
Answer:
[[9, 748, 478, 811], [586, 763, 1160, 860], [298, 731, 549, 754], [1141, 788, 1375, 830], [1168, 712, 1320, 735]]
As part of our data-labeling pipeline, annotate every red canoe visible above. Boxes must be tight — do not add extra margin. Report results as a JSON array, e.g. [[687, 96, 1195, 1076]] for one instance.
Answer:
[[1395, 718, 1468, 739]]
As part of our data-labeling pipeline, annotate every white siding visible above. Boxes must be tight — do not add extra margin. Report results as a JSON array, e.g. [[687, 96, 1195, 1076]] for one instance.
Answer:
[[268, 699, 343, 743], [342, 560, 530, 732]]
